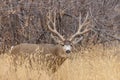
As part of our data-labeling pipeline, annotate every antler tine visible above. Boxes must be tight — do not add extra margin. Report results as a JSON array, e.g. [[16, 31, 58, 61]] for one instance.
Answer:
[[47, 11, 65, 41], [78, 12, 82, 31], [53, 12, 57, 30], [78, 12, 89, 31], [70, 12, 90, 41]]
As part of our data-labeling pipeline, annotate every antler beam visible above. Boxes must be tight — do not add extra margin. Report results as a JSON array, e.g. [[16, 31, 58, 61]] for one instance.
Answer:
[[47, 11, 65, 41], [70, 12, 91, 41]]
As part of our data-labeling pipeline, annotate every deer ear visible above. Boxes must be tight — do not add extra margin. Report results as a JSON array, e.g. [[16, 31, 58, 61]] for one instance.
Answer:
[[51, 34, 62, 44], [72, 36, 83, 44]]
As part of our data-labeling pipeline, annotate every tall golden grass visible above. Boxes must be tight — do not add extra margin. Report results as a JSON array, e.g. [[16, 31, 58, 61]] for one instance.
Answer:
[[0, 44, 120, 80]]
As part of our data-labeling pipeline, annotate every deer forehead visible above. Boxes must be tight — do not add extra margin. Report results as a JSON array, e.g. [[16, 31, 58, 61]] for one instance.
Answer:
[[63, 40, 72, 45]]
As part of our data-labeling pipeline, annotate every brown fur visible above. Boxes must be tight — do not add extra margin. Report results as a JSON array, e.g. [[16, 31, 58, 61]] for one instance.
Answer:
[[10, 43, 69, 57], [10, 43, 68, 73]]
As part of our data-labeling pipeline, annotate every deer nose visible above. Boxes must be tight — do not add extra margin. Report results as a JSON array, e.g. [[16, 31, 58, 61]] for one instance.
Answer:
[[66, 50, 71, 54]]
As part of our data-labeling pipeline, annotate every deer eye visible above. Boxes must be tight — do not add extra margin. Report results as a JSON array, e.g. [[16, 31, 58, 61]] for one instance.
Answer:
[[61, 43, 64, 46]]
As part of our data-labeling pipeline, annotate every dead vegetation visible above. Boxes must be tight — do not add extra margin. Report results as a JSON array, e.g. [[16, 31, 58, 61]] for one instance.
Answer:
[[0, 43, 120, 80], [0, 0, 120, 52], [0, 0, 120, 80]]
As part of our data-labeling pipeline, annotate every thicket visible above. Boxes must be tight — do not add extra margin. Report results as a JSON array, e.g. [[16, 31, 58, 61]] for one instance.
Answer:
[[0, 0, 120, 52]]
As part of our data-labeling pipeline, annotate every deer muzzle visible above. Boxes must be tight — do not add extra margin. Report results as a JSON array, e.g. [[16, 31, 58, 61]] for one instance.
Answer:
[[63, 45, 72, 54]]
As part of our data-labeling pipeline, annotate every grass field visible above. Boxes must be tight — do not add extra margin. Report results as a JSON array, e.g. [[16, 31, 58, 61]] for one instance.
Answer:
[[0, 43, 120, 80]]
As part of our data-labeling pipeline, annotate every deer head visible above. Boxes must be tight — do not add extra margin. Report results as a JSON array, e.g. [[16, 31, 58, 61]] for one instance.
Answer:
[[47, 11, 91, 54]]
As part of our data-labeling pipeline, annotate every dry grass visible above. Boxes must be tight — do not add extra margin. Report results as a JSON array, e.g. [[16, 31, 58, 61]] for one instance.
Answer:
[[0, 44, 120, 80]]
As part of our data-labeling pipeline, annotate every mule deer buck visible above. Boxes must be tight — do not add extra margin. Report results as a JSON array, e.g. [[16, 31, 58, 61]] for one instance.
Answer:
[[10, 12, 91, 73]]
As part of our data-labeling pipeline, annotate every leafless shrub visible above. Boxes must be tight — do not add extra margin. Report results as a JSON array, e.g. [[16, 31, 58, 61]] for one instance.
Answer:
[[0, 0, 120, 52]]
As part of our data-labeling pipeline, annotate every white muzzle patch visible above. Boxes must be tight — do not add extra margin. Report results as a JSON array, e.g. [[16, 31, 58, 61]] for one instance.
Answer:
[[63, 45, 72, 52]]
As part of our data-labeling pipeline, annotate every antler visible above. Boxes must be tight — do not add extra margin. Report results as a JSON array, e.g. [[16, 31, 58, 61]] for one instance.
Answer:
[[47, 11, 65, 41], [69, 12, 91, 41]]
